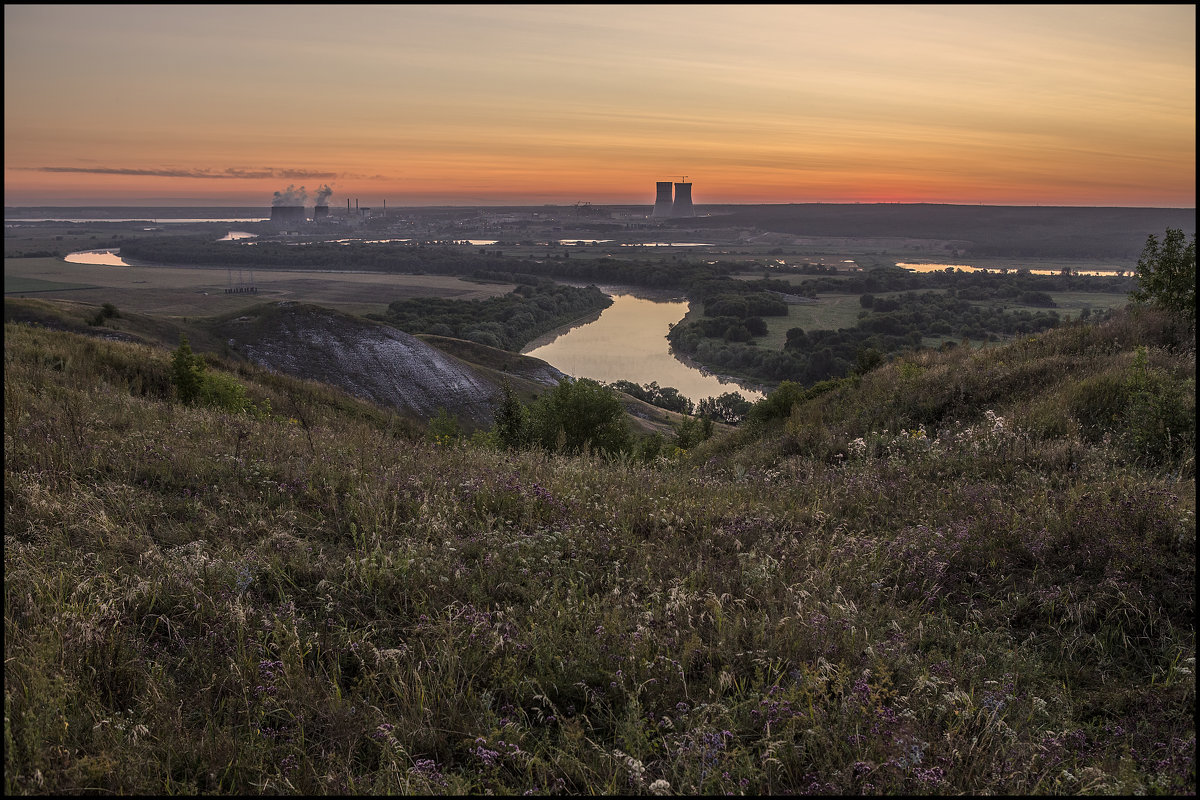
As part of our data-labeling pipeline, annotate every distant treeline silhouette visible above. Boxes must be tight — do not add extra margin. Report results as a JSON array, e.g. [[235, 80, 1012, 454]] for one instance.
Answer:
[[689, 204, 1196, 259]]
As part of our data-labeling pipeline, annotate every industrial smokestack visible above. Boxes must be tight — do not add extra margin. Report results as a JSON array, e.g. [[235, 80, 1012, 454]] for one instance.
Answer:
[[652, 181, 673, 218], [672, 182, 695, 218]]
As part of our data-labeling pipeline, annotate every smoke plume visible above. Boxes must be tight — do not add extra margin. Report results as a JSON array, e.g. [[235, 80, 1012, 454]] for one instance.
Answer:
[[314, 184, 334, 206], [272, 184, 308, 207]]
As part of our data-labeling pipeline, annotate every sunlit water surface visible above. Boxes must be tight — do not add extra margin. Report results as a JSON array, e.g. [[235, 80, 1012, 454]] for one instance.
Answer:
[[522, 293, 764, 403], [896, 262, 1129, 277]]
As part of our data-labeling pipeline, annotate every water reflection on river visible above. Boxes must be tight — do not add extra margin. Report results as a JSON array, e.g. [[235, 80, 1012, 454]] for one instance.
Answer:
[[896, 262, 1129, 277], [522, 292, 764, 403], [63, 249, 130, 266]]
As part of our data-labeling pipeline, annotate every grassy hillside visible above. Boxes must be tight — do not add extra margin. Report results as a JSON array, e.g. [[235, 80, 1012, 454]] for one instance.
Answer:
[[4, 307, 1194, 795]]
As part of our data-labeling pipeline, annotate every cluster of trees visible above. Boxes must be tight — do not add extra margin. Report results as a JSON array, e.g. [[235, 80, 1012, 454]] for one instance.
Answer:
[[795, 266, 1135, 297], [492, 378, 634, 457], [845, 290, 1065, 340], [669, 287, 1072, 387], [697, 392, 754, 424], [382, 280, 611, 351], [485, 377, 757, 463], [606, 380, 695, 415], [115, 236, 740, 291], [602, 380, 754, 426]]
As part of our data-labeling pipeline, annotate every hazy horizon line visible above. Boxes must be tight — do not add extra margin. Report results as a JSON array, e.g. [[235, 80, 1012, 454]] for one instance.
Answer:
[[5, 201, 1196, 211]]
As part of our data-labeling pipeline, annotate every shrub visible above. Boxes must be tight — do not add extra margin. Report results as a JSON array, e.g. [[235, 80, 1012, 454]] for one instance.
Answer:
[[1124, 348, 1195, 465], [527, 378, 631, 457], [747, 381, 808, 426], [169, 335, 264, 415], [674, 414, 713, 450], [426, 407, 462, 446], [199, 370, 253, 413], [492, 380, 529, 450], [1069, 347, 1195, 466], [170, 336, 206, 403]]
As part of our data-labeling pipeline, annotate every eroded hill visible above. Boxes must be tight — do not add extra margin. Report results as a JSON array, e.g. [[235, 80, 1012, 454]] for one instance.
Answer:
[[208, 302, 511, 427]]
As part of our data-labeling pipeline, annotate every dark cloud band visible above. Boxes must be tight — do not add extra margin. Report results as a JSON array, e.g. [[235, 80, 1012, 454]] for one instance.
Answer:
[[28, 167, 339, 180]]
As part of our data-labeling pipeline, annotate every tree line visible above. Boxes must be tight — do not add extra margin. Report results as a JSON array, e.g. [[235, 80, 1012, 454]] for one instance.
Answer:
[[380, 280, 611, 351]]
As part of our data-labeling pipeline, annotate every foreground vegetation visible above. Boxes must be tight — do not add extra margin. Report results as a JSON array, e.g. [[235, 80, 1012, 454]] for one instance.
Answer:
[[4, 292, 1194, 793]]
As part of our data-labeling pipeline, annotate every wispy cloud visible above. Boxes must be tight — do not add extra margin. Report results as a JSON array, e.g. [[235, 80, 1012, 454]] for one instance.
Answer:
[[25, 166, 340, 180]]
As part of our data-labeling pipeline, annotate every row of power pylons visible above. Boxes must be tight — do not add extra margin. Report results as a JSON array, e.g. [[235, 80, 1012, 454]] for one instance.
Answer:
[[652, 177, 695, 218]]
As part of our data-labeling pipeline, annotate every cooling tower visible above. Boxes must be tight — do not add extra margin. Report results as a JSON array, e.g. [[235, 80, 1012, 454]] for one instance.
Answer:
[[672, 182, 695, 218], [313, 205, 329, 220], [652, 181, 674, 218], [270, 206, 306, 224]]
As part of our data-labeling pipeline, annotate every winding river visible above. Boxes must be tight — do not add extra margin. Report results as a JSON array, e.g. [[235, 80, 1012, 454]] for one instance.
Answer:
[[522, 291, 764, 402], [61, 248, 763, 404]]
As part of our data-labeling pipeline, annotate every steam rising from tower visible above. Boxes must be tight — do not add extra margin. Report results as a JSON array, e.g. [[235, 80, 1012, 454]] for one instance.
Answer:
[[270, 184, 307, 224], [271, 185, 308, 207], [313, 184, 333, 220]]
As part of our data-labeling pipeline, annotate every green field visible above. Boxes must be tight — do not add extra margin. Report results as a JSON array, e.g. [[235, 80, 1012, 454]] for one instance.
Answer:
[[3, 275, 96, 293], [3, 256, 514, 318]]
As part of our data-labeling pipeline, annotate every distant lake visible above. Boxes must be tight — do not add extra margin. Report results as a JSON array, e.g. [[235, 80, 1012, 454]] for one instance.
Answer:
[[522, 292, 765, 403], [64, 249, 131, 266], [620, 242, 714, 247]]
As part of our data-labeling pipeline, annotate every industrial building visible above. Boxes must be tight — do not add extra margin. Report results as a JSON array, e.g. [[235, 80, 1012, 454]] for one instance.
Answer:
[[651, 179, 695, 218], [270, 205, 306, 224], [652, 181, 674, 218]]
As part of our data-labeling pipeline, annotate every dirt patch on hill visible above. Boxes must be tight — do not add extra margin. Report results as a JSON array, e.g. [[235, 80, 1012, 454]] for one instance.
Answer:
[[210, 302, 501, 426]]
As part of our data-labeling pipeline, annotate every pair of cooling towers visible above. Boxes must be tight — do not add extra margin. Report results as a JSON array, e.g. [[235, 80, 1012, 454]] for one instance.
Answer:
[[652, 181, 695, 218]]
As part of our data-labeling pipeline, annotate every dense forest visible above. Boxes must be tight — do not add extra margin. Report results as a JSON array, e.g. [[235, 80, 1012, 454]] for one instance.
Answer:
[[668, 286, 1081, 386], [791, 265, 1135, 296], [379, 280, 612, 351], [115, 237, 737, 290]]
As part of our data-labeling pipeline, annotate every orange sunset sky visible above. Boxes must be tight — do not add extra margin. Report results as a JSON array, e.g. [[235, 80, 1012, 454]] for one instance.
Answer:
[[4, 4, 1195, 208]]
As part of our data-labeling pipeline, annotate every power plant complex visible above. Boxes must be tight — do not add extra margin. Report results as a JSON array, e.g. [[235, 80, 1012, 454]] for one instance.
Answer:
[[652, 178, 695, 218], [266, 179, 700, 222]]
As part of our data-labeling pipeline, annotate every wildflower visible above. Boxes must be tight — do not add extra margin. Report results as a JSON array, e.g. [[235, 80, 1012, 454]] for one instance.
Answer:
[[649, 778, 672, 795], [409, 758, 448, 787]]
